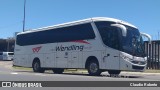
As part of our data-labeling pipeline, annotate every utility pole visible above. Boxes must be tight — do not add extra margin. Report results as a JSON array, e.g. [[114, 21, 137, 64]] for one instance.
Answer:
[[7, 40, 9, 52], [158, 32, 159, 40], [23, 0, 26, 32]]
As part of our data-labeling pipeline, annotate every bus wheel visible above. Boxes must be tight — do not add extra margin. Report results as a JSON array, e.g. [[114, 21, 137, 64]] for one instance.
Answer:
[[87, 61, 101, 76], [52, 68, 64, 74], [32, 61, 45, 73], [108, 70, 121, 75]]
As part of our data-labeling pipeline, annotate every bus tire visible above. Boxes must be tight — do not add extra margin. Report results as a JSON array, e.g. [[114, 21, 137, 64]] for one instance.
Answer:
[[32, 60, 45, 73], [108, 70, 121, 75], [52, 68, 64, 74], [87, 60, 101, 76]]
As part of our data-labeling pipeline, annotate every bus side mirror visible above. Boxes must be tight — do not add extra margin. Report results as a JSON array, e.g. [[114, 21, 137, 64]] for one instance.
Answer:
[[140, 33, 152, 44], [111, 24, 127, 37]]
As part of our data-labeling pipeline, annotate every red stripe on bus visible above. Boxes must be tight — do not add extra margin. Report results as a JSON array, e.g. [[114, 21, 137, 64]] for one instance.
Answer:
[[71, 40, 90, 44]]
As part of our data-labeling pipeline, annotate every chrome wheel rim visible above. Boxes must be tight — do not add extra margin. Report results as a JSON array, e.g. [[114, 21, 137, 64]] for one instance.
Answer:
[[89, 63, 98, 73], [34, 62, 39, 71]]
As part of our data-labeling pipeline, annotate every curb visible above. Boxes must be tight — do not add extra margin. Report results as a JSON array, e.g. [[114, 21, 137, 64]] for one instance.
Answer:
[[65, 70, 160, 75], [121, 72, 160, 75]]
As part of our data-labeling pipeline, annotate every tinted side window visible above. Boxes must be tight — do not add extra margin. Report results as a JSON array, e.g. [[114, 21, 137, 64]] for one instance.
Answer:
[[95, 21, 120, 50], [0, 52, 2, 55], [16, 23, 95, 46], [95, 21, 116, 29]]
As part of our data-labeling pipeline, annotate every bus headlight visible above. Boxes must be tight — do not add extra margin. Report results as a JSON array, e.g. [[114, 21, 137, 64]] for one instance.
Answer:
[[120, 54, 133, 62], [120, 54, 147, 65]]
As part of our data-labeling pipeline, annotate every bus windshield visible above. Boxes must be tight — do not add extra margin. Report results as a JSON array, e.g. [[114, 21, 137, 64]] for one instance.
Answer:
[[95, 21, 145, 57], [121, 26, 145, 57]]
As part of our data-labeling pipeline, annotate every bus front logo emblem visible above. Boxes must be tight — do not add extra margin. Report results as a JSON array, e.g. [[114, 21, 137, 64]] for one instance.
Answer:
[[32, 46, 42, 53]]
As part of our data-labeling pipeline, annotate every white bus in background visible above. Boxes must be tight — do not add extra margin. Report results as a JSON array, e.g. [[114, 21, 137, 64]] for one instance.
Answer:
[[13, 17, 151, 76], [0, 52, 14, 61]]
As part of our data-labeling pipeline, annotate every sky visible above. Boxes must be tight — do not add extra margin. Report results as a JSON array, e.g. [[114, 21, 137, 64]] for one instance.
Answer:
[[0, 0, 160, 40]]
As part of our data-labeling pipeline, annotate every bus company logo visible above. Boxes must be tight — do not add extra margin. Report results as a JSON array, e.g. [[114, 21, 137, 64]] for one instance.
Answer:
[[56, 45, 84, 51], [32, 46, 42, 53]]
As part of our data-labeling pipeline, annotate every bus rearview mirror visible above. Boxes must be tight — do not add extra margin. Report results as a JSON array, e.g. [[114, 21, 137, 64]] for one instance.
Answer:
[[111, 24, 127, 37], [140, 33, 152, 44]]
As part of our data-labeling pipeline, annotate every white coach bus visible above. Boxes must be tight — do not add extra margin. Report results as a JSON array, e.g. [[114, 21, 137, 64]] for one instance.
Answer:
[[13, 17, 151, 76]]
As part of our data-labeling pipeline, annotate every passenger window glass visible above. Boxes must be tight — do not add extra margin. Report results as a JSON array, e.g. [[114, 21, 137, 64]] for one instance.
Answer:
[[101, 27, 119, 49], [17, 23, 95, 46], [95, 22, 120, 50]]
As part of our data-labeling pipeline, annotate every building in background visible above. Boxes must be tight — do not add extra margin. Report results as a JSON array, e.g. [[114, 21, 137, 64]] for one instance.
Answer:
[[144, 40, 160, 69], [0, 38, 15, 52]]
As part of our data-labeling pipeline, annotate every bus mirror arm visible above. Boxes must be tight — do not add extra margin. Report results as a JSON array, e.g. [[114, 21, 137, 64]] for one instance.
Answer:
[[111, 24, 127, 37], [140, 33, 152, 44]]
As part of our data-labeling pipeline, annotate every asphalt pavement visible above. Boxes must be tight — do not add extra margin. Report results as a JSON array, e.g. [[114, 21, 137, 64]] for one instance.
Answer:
[[0, 60, 160, 90]]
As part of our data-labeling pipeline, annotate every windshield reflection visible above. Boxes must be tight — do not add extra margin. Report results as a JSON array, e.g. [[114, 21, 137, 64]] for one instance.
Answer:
[[122, 26, 145, 57]]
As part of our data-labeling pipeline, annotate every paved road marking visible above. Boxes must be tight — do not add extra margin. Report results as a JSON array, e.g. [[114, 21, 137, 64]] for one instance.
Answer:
[[11, 72, 18, 75], [34, 73, 46, 76]]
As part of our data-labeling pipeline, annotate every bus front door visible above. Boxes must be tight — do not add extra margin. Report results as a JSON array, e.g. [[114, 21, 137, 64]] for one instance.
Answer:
[[104, 48, 120, 70]]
